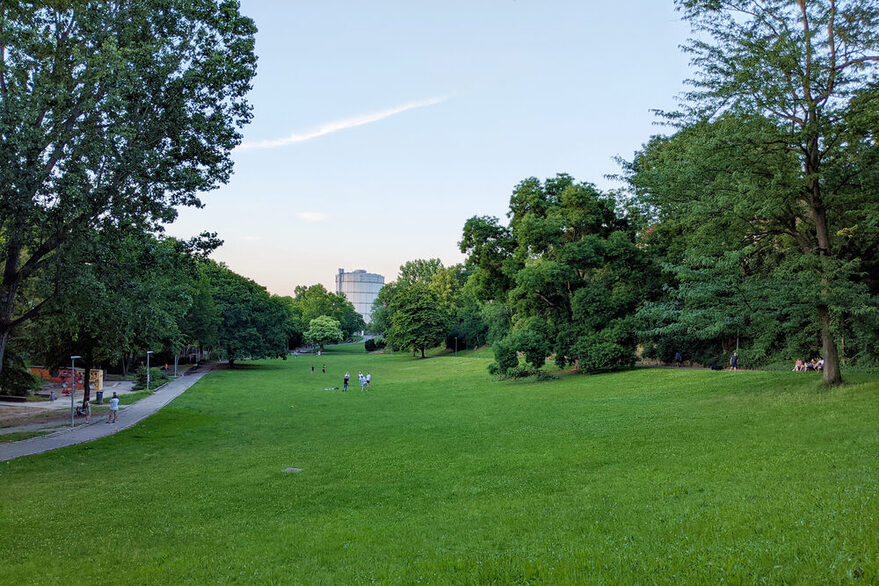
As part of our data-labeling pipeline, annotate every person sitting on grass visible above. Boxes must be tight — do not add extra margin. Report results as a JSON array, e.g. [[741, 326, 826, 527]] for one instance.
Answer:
[[793, 359, 804, 372], [816, 357, 824, 371]]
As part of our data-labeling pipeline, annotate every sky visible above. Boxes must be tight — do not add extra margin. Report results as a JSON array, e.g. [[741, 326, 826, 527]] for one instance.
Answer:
[[167, 1, 693, 296]]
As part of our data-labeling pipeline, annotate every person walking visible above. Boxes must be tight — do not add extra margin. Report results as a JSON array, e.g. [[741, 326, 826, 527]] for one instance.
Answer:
[[83, 400, 91, 423], [730, 352, 739, 371], [366, 372, 371, 389], [107, 392, 120, 423]]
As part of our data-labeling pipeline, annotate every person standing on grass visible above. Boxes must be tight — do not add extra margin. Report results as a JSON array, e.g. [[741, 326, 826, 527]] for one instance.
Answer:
[[342, 375, 348, 392], [107, 392, 119, 423], [675, 352, 682, 367], [366, 372, 371, 388], [344, 371, 350, 386], [730, 352, 739, 371], [322, 364, 326, 373], [311, 365, 315, 374]]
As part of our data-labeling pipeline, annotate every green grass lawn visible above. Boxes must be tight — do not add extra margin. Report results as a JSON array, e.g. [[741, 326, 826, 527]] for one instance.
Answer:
[[1, 350, 877, 583]]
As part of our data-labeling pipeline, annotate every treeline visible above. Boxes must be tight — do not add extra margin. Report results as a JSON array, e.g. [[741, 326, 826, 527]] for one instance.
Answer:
[[377, 162, 876, 384], [1, 235, 364, 398], [374, 1, 879, 386]]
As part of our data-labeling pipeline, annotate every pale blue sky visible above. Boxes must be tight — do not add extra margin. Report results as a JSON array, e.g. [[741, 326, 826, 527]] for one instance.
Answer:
[[168, 1, 692, 295]]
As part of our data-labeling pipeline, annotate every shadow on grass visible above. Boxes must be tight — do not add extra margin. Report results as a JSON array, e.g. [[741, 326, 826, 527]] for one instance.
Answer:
[[222, 360, 289, 371]]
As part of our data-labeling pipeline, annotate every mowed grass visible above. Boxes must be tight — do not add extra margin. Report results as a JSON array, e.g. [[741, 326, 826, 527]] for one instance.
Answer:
[[1, 351, 878, 583]]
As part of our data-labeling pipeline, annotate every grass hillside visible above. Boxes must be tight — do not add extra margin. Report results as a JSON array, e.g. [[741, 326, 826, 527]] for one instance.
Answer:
[[1, 350, 877, 583]]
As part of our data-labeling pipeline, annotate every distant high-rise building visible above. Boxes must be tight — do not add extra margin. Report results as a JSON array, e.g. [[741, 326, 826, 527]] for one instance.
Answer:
[[335, 268, 384, 323]]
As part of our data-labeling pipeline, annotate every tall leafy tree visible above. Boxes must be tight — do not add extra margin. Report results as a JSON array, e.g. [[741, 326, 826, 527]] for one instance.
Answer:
[[205, 262, 290, 367], [0, 0, 257, 373], [387, 283, 447, 358], [463, 175, 655, 374], [291, 284, 365, 338], [304, 316, 343, 350], [650, 0, 879, 384]]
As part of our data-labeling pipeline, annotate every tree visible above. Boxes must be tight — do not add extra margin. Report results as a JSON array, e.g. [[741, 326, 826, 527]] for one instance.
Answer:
[[459, 216, 517, 303], [656, 0, 879, 384], [26, 234, 200, 401], [387, 284, 447, 358], [463, 175, 655, 375], [205, 262, 290, 367], [290, 284, 365, 338], [304, 316, 343, 349], [398, 258, 444, 285], [181, 267, 222, 360], [0, 1, 257, 374]]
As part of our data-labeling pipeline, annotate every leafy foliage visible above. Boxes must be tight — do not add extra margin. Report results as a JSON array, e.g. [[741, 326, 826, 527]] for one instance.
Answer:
[[0, 0, 257, 373], [463, 175, 657, 375], [305, 316, 344, 349], [630, 0, 879, 384], [387, 283, 448, 358], [204, 262, 290, 366]]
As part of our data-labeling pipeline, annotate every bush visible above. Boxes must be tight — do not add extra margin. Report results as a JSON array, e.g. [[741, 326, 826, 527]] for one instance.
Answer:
[[0, 350, 42, 396], [364, 338, 385, 352], [489, 337, 519, 375], [135, 366, 168, 390]]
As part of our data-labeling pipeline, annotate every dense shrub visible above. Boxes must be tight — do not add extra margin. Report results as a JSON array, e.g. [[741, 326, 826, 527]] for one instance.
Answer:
[[135, 366, 169, 390]]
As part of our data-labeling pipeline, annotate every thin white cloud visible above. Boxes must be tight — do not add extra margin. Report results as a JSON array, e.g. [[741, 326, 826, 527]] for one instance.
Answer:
[[237, 96, 449, 151], [241, 235, 261, 241], [298, 212, 328, 223]]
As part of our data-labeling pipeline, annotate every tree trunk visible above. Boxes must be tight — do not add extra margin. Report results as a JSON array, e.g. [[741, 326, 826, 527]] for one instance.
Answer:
[[818, 305, 842, 386], [420, 347, 425, 358], [808, 146, 843, 386], [0, 330, 8, 375], [0, 242, 23, 376]]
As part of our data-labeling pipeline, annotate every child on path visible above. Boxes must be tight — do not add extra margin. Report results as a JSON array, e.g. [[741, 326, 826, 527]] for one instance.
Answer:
[[107, 392, 119, 423]]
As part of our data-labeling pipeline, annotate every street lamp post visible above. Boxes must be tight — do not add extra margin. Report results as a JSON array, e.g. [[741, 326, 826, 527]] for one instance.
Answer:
[[70, 355, 81, 428], [146, 350, 153, 391]]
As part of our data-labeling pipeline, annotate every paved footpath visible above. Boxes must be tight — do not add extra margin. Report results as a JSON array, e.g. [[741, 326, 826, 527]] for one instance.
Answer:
[[0, 365, 217, 462]]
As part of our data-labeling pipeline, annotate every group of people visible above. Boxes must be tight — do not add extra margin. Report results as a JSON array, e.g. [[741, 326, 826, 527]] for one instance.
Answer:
[[73, 392, 120, 424], [342, 370, 371, 392], [793, 357, 824, 372]]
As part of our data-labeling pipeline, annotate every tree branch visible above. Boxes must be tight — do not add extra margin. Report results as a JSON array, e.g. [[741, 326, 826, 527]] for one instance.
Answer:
[[7, 295, 57, 329], [834, 55, 879, 71]]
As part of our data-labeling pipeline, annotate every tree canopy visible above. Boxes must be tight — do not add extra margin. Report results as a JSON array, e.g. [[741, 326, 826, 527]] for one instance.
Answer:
[[625, 0, 879, 384], [305, 316, 344, 349], [0, 0, 257, 373]]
